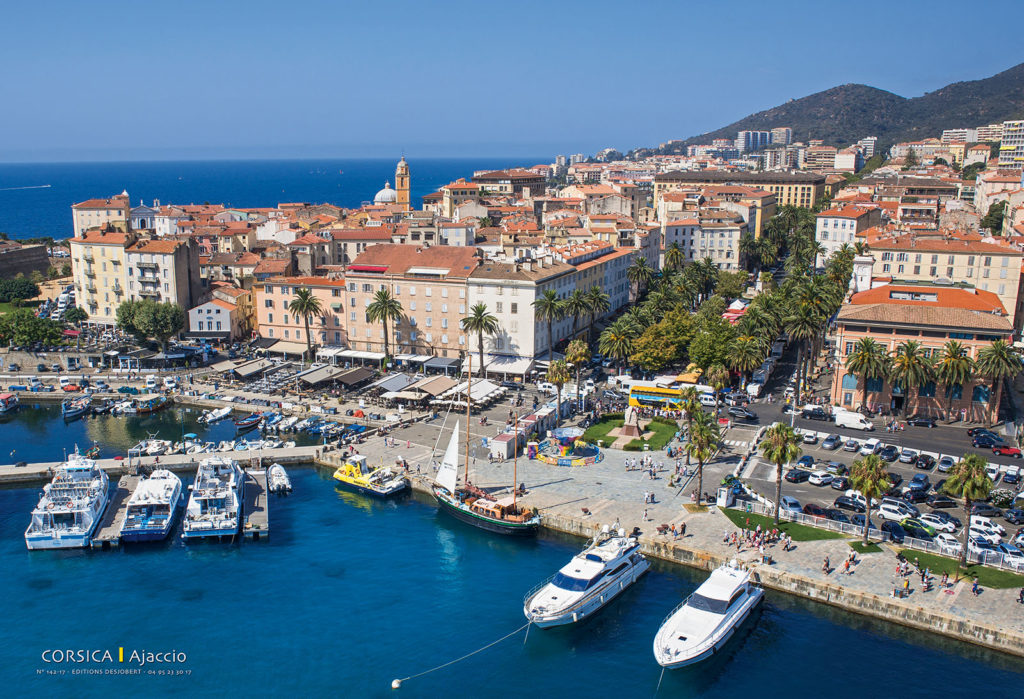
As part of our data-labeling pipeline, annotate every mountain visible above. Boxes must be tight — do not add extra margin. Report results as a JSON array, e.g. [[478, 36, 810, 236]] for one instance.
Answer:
[[642, 62, 1024, 155]]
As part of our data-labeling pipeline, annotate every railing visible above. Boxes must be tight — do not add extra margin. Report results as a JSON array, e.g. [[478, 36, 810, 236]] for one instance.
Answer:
[[900, 535, 1024, 572], [737, 501, 891, 542]]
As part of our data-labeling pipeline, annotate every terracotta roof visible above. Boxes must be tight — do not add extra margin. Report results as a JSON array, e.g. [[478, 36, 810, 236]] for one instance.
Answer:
[[817, 205, 878, 219], [263, 276, 346, 287], [72, 196, 128, 209], [288, 234, 327, 246], [253, 259, 292, 275], [470, 260, 572, 282], [850, 285, 1006, 314], [210, 282, 248, 298], [348, 244, 480, 278], [837, 303, 1012, 332], [126, 239, 186, 254], [330, 228, 392, 241], [69, 230, 131, 245], [870, 236, 1021, 255], [209, 299, 236, 311]]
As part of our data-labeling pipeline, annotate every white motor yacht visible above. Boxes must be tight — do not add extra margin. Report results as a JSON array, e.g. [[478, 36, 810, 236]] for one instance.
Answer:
[[181, 457, 243, 540], [524, 525, 649, 627], [653, 561, 763, 668], [25, 451, 110, 550]]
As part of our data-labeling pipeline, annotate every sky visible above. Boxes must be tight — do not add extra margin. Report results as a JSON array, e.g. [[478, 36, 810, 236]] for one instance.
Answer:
[[2, 0, 1021, 162]]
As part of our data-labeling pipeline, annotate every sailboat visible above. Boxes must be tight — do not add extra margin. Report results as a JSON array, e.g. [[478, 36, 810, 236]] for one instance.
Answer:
[[431, 357, 540, 536]]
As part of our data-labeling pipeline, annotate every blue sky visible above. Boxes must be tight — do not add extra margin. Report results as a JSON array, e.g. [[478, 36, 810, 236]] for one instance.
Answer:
[[2, 0, 1020, 162]]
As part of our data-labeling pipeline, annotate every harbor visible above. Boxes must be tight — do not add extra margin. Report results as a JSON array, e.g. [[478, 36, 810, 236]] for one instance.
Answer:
[[242, 468, 270, 540], [90, 474, 139, 549]]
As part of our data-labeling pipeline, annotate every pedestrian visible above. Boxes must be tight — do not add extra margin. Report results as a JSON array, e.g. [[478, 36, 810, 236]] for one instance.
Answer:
[[971, 578, 980, 596], [680, 522, 686, 537], [822, 556, 830, 575], [642, 508, 648, 522], [1018, 587, 1024, 604], [903, 578, 910, 596], [843, 559, 850, 575], [941, 572, 948, 588]]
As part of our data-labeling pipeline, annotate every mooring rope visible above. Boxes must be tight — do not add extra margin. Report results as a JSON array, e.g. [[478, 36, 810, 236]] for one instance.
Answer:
[[391, 621, 531, 689]]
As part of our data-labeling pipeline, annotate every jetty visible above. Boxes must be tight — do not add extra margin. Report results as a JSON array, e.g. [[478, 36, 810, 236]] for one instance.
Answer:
[[242, 468, 270, 540], [90, 474, 140, 549]]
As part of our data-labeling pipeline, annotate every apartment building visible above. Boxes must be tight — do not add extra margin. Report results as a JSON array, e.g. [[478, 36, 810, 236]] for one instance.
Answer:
[[69, 228, 138, 326], [255, 276, 348, 350], [814, 205, 882, 260], [654, 171, 825, 208], [124, 237, 201, 310], [830, 283, 1012, 421], [71, 193, 130, 237], [999, 120, 1024, 170]]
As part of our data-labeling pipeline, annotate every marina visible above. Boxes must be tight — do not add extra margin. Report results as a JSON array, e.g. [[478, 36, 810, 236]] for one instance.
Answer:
[[242, 468, 270, 540], [90, 474, 140, 549]]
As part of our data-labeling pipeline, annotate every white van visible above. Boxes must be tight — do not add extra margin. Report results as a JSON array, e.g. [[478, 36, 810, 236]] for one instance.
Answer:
[[698, 393, 716, 407], [970, 515, 1006, 537], [58, 377, 72, 389], [145, 375, 158, 390], [833, 409, 874, 431], [163, 376, 178, 390]]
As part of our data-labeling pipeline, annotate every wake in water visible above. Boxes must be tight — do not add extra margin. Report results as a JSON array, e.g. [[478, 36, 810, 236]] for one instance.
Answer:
[[0, 184, 51, 191]]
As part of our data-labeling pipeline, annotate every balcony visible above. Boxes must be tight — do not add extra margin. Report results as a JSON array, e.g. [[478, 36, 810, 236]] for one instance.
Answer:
[[113, 284, 123, 295], [139, 289, 160, 298], [82, 253, 94, 263], [84, 267, 96, 277], [137, 261, 159, 270], [86, 284, 97, 294]]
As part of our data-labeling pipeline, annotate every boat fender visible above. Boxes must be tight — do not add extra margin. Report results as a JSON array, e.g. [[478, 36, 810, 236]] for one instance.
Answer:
[[47, 503, 53, 510]]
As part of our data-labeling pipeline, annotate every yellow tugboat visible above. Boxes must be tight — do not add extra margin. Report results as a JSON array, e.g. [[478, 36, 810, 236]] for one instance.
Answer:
[[332, 455, 409, 498]]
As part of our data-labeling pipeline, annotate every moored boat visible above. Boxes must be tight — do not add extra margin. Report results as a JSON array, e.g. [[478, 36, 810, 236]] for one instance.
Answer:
[[332, 454, 408, 498], [120, 469, 183, 542], [133, 394, 168, 414], [181, 457, 243, 540], [524, 525, 649, 627], [268, 463, 292, 493], [61, 396, 92, 421], [0, 392, 19, 415], [234, 413, 262, 431], [653, 561, 764, 668], [199, 406, 232, 424], [25, 450, 110, 550]]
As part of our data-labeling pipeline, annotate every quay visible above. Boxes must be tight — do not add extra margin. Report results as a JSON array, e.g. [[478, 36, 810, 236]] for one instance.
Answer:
[[90, 474, 140, 549], [242, 468, 270, 540]]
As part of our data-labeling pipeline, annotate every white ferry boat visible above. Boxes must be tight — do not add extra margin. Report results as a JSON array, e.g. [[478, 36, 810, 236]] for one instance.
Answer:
[[119, 469, 183, 542], [524, 525, 649, 627], [25, 451, 110, 550], [181, 457, 244, 540], [653, 561, 764, 668]]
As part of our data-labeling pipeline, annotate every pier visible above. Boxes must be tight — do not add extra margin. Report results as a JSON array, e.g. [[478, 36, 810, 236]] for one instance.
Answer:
[[242, 469, 270, 540], [90, 474, 140, 549]]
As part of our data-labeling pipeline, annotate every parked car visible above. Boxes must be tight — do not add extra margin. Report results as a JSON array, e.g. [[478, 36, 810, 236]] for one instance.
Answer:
[[728, 406, 757, 420], [927, 510, 961, 528], [907, 473, 931, 492], [779, 496, 802, 514], [881, 520, 906, 543], [969, 536, 997, 555], [796, 455, 816, 470], [1003, 466, 1021, 485], [850, 514, 877, 531], [906, 415, 936, 428], [824, 461, 848, 476], [802, 503, 828, 518], [971, 503, 1004, 518], [879, 445, 900, 462], [969, 525, 1002, 546], [785, 469, 811, 483], [973, 434, 1001, 449], [993, 445, 1022, 459], [902, 490, 929, 504], [927, 493, 957, 509], [901, 519, 936, 540], [821, 434, 841, 450], [919, 512, 956, 533], [825, 509, 851, 524], [801, 431, 818, 444], [1005, 508, 1024, 525], [967, 427, 1003, 442], [985, 464, 1001, 484], [934, 532, 962, 555], [843, 439, 860, 452], [915, 454, 936, 470], [937, 455, 956, 473], [830, 476, 850, 491], [802, 407, 830, 421], [887, 472, 904, 490], [970, 514, 1006, 536], [899, 448, 919, 464], [833, 495, 866, 513], [994, 543, 1024, 569], [859, 438, 881, 455], [808, 471, 834, 486], [877, 503, 911, 521], [117, 386, 140, 395]]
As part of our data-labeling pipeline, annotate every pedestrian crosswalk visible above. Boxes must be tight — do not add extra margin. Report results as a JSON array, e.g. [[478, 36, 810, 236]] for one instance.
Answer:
[[723, 439, 749, 449]]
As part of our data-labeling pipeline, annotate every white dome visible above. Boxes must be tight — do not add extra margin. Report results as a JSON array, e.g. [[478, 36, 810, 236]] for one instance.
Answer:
[[374, 181, 397, 204]]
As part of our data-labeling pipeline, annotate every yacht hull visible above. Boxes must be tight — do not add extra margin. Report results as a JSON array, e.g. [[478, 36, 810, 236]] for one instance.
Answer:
[[433, 487, 539, 536], [657, 588, 764, 668], [333, 476, 409, 499], [25, 531, 92, 549], [527, 558, 650, 627]]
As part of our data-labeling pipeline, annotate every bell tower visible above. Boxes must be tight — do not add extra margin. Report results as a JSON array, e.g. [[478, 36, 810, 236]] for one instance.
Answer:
[[395, 157, 410, 210]]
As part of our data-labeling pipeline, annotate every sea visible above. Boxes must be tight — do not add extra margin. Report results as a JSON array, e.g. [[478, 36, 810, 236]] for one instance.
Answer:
[[0, 158, 544, 240], [1, 405, 1023, 697]]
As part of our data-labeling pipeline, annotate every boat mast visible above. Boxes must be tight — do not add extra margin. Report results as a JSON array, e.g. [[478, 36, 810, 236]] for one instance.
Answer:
[[512, 410, 518, 509], [464, 354, 472, 488]]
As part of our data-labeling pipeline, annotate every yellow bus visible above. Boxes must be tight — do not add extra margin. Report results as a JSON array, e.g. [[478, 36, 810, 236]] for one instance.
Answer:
[[628, 383, 684, 409]]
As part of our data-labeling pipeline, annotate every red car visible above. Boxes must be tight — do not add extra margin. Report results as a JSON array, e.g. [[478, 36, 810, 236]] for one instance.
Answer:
[[61, 384, 80, 392], [993, 445, 1023, 458]]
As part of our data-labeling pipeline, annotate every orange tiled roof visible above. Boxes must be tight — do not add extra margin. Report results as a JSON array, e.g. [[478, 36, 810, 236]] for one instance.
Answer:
[[850, 284, 1006, 314]]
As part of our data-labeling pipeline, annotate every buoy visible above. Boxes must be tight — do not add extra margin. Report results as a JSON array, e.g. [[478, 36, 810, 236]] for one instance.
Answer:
[[392, 679, 402, 689]]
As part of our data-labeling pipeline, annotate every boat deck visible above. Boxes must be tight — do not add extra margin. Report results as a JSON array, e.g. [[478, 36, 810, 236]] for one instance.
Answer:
[[90, 475, 140, 548], [242, 469, 270, 540]]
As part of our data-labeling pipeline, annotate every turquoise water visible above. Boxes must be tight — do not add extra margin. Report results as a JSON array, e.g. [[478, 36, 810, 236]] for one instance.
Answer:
[[2, 409, 1024, 697]]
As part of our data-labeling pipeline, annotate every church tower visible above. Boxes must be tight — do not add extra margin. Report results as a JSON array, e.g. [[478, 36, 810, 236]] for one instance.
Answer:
[[395, 157, 410, 210]]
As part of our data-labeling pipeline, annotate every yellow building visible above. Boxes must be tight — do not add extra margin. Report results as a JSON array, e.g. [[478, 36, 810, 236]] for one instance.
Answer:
[[69, 228, 138, 326], [653, 171, 825, 209], [395, 157, 410, 210]]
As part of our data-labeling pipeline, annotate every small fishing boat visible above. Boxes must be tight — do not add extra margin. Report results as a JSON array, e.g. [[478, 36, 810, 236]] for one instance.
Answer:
[[84, 444, 101, 459], [282, 440, 296, 449], [234, 413, 262, 431], [144, 439, 171, 456], [188, 442, 212, 455], [653, 560, 764, 668], [133, 394, 168, 415], [61, 396, 92, 421], [333, 454, 408, 498], [199, 406, 232, 424], [278, 416, 299, 431], [268, 463, 292, 493], [262, 437, 283, 449], [91, 400, 114, 415], [0, 392, 20, 415], [216, 440, 235, 453], [524, 525, 649, 627]]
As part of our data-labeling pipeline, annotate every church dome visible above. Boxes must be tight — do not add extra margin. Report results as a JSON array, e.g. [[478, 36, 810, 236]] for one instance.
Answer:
[[374, 181, 397, 204]]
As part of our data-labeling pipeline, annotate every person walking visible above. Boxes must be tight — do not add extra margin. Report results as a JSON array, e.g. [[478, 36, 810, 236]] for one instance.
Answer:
[[971, 578, 980, 596]]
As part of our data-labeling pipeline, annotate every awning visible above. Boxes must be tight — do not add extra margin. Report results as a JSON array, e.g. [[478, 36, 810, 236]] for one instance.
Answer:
[[104, 350, 121, 357], [424, 357, 460, 371], [370, 373, 416, 393], [210, 360, 238, 373], [251, 337, 279, 350], [234, 359, 273, 378], [462, 353, 533, 376], [337, 349, 386, 362], [394, 353, 431, 364], [408, 375, 457, 396], [268, 340, 309, 356], [63, 329, 81, 337], [336, 367, 375, 386], [300, 365, 347, 385]]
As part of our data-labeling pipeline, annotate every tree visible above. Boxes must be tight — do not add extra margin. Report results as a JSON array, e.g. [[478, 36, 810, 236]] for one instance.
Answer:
[[366, 288, 403, 359], [664, 243, 684, 273], [144, 302, 185, 350], [546, 360, 571, 427], [598, 318, 636, 371], [761, 423, 802, 525], [845, 337, 891, 412], [29, 270, 44, 284], [784, 303, 822, 407], [533, 290, 564, 363], [63, 306, 89, 350], [705, 363, 729, 416], [934, 341, 974, 421], [980, 201, 1007, 233], [728, 335, 763, 386], [944, 453, 994, 569], [679, 387, 701, 467], [0, 309, 62, 347], [564, 288, 590, 341], [889, 340, 935, 418], [585, 286, 611, 343], [849, 454, 890, 545], [686, 411, 721, 506], [288, 288, 324, 363], [565, 339, 590, 411], [903, 149, 918, 169], [715, 270, 747, 300], [60, 262, 72, 277], [976, 340, 1021, 425], [626, 257, 654, 299], [629, 325, 676, 373], [116, 300, 146, 343], [460, 302, 499, 369], [0, 277, 40, 305]]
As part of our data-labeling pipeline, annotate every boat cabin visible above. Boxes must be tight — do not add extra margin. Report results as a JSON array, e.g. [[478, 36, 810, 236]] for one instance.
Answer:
[[467, 495, 531, 523]]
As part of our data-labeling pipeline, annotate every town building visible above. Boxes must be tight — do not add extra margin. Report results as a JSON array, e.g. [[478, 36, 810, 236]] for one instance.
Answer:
[[124, 237, 201, 309], [814, 205, 882, 260], [653, 171, 825, 208], [999, 120, 1024, 170], [71, 193, 130, 237], [69, 228, 138, 326], [255, 276, 348, 351]]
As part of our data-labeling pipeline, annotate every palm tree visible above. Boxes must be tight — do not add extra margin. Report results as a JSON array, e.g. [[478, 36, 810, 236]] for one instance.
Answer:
[[728, 336, 763, 387], [783, 303, 820, 408], [738, 233, 758, 273], [705, 363, 729, 416], [665, 243, 684, 273], [976, 340, 1021, 425], [845, 337, 891, 412], [761, 423, 802, 525], [564, 288, 590, 341], [461, 302, 499, 371], [565, 339, 591, 412], [888, 340, 935, 418], [585, 286, 611, 343], [598, 319, 635, 372], [288, 288, 324, 363], [944, 453, 994, 569], [546, 360, 571, 427], [849, 454, 890, 545], [686, 411, 721, 505], [934, 340, 975, 421], [626, 257, 654, 299], [533, 289, 564, 363], [366, 288, 402, 359]]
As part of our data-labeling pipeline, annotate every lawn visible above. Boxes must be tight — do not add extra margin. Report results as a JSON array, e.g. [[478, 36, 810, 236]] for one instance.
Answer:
[[0, 300, 41, 315], [849, 541, 882, 554], [582, 414, 623, 445], [721, 506, 847, 541], [897, 549, 1024, 589], [625, 418, 678, 451]]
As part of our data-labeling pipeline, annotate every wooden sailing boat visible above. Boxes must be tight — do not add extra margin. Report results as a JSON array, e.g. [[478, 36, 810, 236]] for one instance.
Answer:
[[431, 356, 540, 536]]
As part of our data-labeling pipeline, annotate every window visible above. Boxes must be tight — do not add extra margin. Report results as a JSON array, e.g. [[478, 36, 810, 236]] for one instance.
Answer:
[[425, 317, 432, 327], [441, 334, 448, 344], [882, 264, 891, 272], [1000, 268, 1007, 279], [268, 313, 273, 323], [972, 384, 990, 403], [984, 257, 992, 266], [495, 302, 502, 313], [395, 285, 401, 295], [425, 302, 432, 312], [914, 254, 922, 263], [967, 256, 975, 266], [264, 299, 274, 308], [268, 328, 274, 338], [362, 284, 373, 292], [947, 267, 954, 277], [930, 255, 938, 264], [332, 289, 340, 297], [425, 333, 432, 343], [458, 336, 465, 345], [266, 286, 274, 294], [350, 311, 356, 322], [216, 321, 222, 331], [409, 286, 416, 295], [410, 301, 416, 311], [348, 283, 356, 292], [511, 303, 518, 314], [918, 381, 936, 398], [1002, 257, 1009, 268], [845, 342, 854, 356], [350, 298, 356, 307], [929, 266, 936, 276], [441, 304, 448, 313], [913, 265, 920, 275], [441, 288, 448, 298], [897, 264, 904, 274], [425, 288, 432, 297], [945, 384, 962, 400], [284, 329, 290, 338], [459, 289, 465, 298], [198, 321, 204, 331], [441, 318, 448, 329]]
